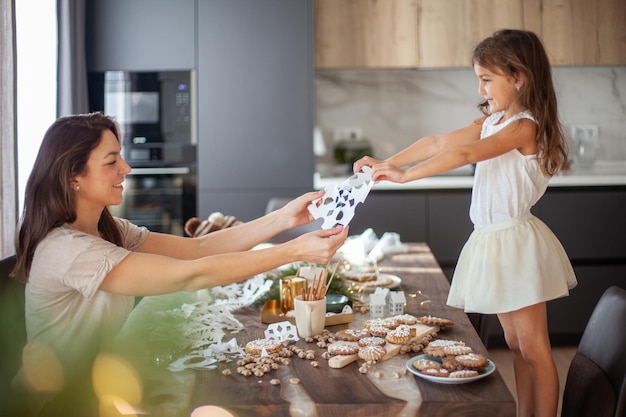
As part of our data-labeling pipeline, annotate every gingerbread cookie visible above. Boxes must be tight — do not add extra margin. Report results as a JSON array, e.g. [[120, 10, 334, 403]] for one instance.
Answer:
[[423, 339, 465, 357], [328, 342, 360, 356], [358, 337, 386, 348], [385, 325, 413, 345], [421, 367, 450, 378], [393, 314, 418, 325], [442, 345, 473, 356], [442, 356, 465, 371], [367, 325, 391, 338], [335, 328, 370, 342], [244, 338, 283, 355], [455, 353, 489, 370], [449, 370, 479, 378], [418, 315, 454, 328], [412, 358, 442, 371], [358, 345, 386, 363], [363, 317, 399, 330]]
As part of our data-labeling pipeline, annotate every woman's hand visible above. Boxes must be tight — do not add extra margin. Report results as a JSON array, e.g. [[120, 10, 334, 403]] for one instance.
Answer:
[[353, 156, 382, 175], [278, 190, 326, 229], [290, 225, 349, 264]]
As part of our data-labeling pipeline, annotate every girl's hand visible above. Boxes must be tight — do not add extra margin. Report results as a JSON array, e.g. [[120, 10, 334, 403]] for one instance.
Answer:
[[353, 156, 382, 174], [371, 162, 408, 183], [279, 190, 326, 229], [291, 225, 349, 264]]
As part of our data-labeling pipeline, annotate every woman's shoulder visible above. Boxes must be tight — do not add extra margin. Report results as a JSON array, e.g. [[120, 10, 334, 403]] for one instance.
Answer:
[[113, 217, 150, 250]]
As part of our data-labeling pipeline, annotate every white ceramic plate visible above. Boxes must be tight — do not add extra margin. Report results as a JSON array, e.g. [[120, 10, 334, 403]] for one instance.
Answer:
[[345, 273, 402, 292], [406, 354, 496, 385]]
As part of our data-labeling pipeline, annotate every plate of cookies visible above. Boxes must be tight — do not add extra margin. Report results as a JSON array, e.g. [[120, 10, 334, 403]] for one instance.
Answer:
[[343, 272, 402, 291], [406, 353, 496, 384]]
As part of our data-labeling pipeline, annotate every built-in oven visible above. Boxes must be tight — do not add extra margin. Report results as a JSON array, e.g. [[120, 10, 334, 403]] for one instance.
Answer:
[[110, 165, 196, 235], [88, 70, 197, 235]]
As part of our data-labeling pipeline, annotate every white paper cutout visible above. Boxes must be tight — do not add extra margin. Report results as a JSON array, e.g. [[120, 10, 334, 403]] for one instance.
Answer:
[[308, 166, 374, 229], [265, 321, 299, 344]]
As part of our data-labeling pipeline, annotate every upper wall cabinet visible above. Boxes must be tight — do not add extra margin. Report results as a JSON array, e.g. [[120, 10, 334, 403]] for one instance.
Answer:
[[86, 0, 196, 71], [315, 0, 419, 68], [418, 0, 524, 68], [315, 0, 626, 68], [525, 0, 626, 66]]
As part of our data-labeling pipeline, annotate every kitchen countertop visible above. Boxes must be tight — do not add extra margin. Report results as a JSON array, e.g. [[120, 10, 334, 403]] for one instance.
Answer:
[[314, 160, 626, 190]]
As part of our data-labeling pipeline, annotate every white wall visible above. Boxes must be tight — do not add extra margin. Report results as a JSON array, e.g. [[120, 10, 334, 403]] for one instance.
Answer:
[[315, 66, 626, 167]]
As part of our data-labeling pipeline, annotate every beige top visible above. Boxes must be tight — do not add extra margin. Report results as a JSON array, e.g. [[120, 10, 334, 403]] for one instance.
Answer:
[[20, 217, 148, 385]]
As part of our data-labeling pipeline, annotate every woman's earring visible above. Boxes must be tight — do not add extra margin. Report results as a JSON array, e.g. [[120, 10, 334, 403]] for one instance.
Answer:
[[516, 86, 521, 92], [75, 185, 80, 191]]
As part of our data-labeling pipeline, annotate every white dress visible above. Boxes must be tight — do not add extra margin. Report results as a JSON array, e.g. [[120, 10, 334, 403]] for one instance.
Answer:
[[447, 110, 577, 314]]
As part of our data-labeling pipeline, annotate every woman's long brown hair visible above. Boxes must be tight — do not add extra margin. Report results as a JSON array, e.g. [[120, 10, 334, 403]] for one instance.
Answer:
[[472, 29, 571, 176], [11, 112, 124, 282]]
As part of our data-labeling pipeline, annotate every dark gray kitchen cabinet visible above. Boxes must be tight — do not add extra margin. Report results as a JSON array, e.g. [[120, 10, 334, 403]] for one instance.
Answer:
[[86, 0, 315, 221], [348, 192, 427, 243], [426, 191, 473, 275], [86, 0, 196, 71], [534, 188, 626, 261], [196, 0, 315, 221]]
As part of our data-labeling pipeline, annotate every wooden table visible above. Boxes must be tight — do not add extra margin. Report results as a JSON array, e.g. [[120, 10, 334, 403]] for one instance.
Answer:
[[122, 243, 516, 417]]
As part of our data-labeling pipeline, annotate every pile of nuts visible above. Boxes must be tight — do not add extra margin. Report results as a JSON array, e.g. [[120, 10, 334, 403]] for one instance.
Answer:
[[227, 343, 319, 379], [223, 327, 435, 380]]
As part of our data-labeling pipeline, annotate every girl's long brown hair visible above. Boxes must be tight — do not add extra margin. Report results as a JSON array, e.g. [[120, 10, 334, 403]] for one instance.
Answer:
[[472, 29, 571, 176], [12, 113, 124, 282]]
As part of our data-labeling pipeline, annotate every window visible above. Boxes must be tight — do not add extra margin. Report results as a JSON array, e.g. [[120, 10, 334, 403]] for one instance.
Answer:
[[15, 0, 57, 212]]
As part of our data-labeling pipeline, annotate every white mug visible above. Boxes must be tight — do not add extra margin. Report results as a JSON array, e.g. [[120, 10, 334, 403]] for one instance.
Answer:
[[293, 295, 326, 338]]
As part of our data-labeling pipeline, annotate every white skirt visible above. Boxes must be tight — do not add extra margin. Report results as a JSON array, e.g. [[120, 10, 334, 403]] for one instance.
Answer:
[[447, 213, 577, 314]]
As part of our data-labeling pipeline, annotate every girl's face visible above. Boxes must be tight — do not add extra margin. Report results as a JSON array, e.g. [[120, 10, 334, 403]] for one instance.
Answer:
[[73, 129, 131, 209], [474, 64, 521, 116]]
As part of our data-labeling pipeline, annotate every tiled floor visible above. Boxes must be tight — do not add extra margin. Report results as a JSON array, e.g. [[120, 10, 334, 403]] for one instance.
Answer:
[[488, 346, 577, 417]]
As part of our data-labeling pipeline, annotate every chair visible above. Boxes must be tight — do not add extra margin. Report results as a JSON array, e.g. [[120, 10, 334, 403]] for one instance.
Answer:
[[0, 255, 27, 414], [264, 197, 322, 243], [560, 285, 626, 417]]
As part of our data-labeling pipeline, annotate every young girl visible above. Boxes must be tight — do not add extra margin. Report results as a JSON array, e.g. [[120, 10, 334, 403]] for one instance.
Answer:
[[10, 112, 348, 416], [354, 29, 577, 417]]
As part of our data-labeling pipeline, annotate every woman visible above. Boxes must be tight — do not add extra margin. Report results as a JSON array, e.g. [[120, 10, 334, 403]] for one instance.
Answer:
[[11, 112, 348, 415]]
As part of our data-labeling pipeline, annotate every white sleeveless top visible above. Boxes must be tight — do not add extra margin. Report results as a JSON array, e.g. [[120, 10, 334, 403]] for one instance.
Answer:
[[469, 110, 549, 227]]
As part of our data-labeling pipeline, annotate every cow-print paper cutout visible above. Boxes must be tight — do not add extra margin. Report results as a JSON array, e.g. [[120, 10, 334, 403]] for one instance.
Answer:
[[308, 166, 374, 229]]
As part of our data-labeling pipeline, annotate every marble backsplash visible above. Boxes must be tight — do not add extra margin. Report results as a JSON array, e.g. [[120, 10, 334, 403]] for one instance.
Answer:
[[315, 66, 626, 172]]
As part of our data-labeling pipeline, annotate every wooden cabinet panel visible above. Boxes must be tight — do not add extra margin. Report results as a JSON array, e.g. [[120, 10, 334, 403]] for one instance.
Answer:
[[530, 0, 626, 65], [314, 0, 419, 68], [418, 0, 524, 68], [314, 0, 626, 68]]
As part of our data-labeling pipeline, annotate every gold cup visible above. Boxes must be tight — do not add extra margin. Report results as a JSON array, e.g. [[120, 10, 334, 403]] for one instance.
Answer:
[[280, 276, 307, 313]]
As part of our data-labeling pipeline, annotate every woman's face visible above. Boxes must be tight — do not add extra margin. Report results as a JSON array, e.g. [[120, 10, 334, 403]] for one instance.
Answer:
[[474, 64, 520, 115], [73, 129, 131, 209]]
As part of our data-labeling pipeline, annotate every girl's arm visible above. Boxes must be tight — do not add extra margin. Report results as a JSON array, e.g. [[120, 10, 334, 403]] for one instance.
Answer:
[[372, 117, 536, 183], [100, 225, 349, 296], [137, 190, 324, 259], [354, 118, 485, 173]]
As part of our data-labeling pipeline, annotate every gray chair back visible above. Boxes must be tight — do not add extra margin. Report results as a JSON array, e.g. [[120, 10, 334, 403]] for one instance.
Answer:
[[561, 285, 626, 417]]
